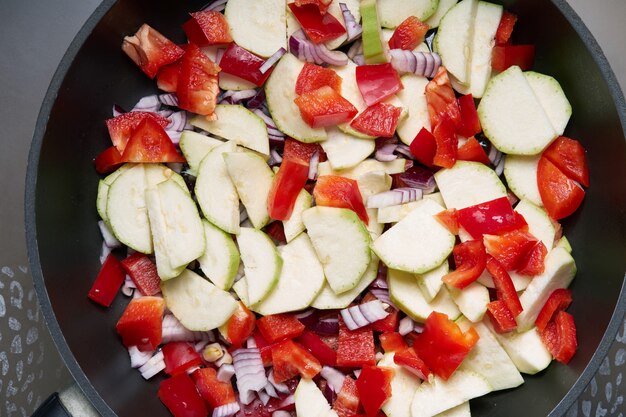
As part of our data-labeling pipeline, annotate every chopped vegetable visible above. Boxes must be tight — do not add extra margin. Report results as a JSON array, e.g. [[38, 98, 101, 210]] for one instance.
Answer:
[[158, 373, 208, 417], [486, 257, 523, 317], [192, 367, 237, 408], [457, 196, 527, 239], [271, 339, 322, 382], [379, 332, 408, 353], [484, 229, 538, 271], [542, 136, 589, 187], [120, 253, 161, 296], [486, 300, 518, 333], [442, 240, 487, 289], [393, 347, 431, 380], [88, 253, 126, 307], [295, 63, 343, 95], [537, 156, 586, 220], [116, 297, 165, 351], [336, 318, 376, 367], [122, 24, 185, 79], [295, 86, 358, 128], [296, 331, 337, 366], [257, 314, 306, 343], [177, 43, 220, 117], [355, 63, 403, 106], [355, 366, 393, 417], [120, 117, 185, 163], [313, 175, 369, 223], [409, 127, 437, 167], [350, 102, 403, 138], [182, 11, 233, 46], [388, 16, 429, 51], [491, 44, 535, 72], [162, 342, 203, 375], [535, 288, 573, 332], [288, 3, 347, 44], [218, 43, 275, 86]]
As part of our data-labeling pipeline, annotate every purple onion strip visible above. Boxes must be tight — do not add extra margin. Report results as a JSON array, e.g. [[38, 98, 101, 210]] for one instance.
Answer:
[[340, 300, 389, 330], [339, 3, 363, 41], [389, 49, 442, 78], [132, 94, 160, 113], [289, 30, 348, 66], [201, 0, 227, 12], [320, 366, 346, 393], [260, 48, 287, 74]]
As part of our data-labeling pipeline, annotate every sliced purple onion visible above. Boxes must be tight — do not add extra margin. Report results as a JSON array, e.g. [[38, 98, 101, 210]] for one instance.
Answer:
[[264, 381, 279, 398], [414, 322, 425, 334], [389, 49, 442, 78], [217, 364, 236, 382], [375, 143, 399, 162], [158, 108, 175, 118], [166, 111, 187, 132], [233, 348, 268, 405], [260, 48, 287, 74], [308, 150, 320, 180], [100, 242, 111, 265], [295, 309, 317, 327], [98, 220, 122, 248], [394, 144, 415, 160], [138, 351, 165, 379], [353, 54, 365, 66], [166, 129, 182, 145], [272, 412, 292, 417], [132, 94, 160, 113], [495, 156, 505, 177], [268, 370, 291, 394], [320, 366, 346, 393], [395, 166, 437, 193], [162, 314, 211, 343], [246, 336, 257, 349], [307, 316, 339, 335], [353, 369, 362, 379], [367, 188, 423, 208], [220, 89, 258, 105], [201, 0, 227, 12], [323, 382, 336, 404], [133, 288, 145, 299], [371, 263, 388, 289], [340, 300, 390, 330], [339, 3, 363, 41], [369, 288, 395, 309], [268, 149, 283, 166], [259, 390, 271, 405], [488, 144, 503, 166], [347, 40, 362, 60], [289, 30, 348, 66], [399, 316, 417, 336], [212, 402, 240, 417], [112, 104, 126, 117], [128, 346, 153, 368], [247, 89, 266, 110], [122, 275, 136, 297], [159, 93, 179, 107]]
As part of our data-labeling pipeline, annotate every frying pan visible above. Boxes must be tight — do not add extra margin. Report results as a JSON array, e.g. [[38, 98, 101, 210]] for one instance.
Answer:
[[25, 0, 626, 416]]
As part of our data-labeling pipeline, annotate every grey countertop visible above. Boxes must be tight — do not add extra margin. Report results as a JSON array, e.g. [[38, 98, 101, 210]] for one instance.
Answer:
[[0, 1, 624, 416]]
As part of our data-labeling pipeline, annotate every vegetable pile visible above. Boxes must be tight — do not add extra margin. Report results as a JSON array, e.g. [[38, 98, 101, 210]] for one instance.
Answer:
[[90, 0, 590, 416]]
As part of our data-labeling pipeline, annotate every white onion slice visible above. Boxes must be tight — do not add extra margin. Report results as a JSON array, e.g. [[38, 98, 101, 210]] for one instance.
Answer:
[[99, 242, 111, 265], [260, 48, 287, 74], [98, 220, 122, 248], [289, 30, 349, 66], [233, 348, 268, 405], [217, 364, 236, 382], [308, 150, 320, 180], [399, 316, 416, 336], [339, 3, 363, 41], [367, 188, 423, 209], [138, 351, 165, 379], [128, 346, 153, 368], [272, 412, 292, 417], [268, 370, 291, 394], [159, 93, 179, 107], [162, 314, 211, 343], [212, 402, 240, 417], [340, 300, 390, 330], [320, 366, 346, 393]]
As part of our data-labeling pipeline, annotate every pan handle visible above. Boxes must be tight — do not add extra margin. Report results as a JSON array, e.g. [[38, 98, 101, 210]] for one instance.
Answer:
[[31, 393, 72, 417]]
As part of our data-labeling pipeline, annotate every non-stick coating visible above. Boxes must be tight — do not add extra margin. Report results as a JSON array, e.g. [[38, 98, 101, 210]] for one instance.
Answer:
[[25, 0, 626, 416]]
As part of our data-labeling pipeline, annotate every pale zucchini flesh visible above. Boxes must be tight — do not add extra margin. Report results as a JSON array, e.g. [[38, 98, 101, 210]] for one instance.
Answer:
[[434, 161, 507, 210], [198, 220, 240, 291], [179, 130, 224, 177], [321, 127, 376, 170], [504, 154, 543, 207], [238, 228, 282, 306], [225, 0, 287, 58], [396, 75, 431, 146], [378, 0, 439, 28], [282, 189, 312, 243]]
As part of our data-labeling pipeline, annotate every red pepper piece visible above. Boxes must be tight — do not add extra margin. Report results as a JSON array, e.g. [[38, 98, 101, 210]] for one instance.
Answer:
[[182, 11, 233, 46], [457, 196, 527, 239], [121, 253, 161, 296], [434, 208, 459, 235], [425, 66, 462, 130], [333, 376, 360, 417], [218, 43, 274, 87], [257, 313, 306, 343], [162, 342, 203, 376], [412, 311, 479, 380], [94, 146, 124, 174], [177, 43, 220, 117], [492, 45, 535, 72], [283, 138, 321, 164], [355, 366, 394, 417], [484, 229, 538, 271], [388, 16, 429, 51], [355, 63, 403, 106], [116, 296, 165, 351], [516, 241, 548, 276], [122, 24, 185, 79], [486, 300, 517, 333], [296, 330, 337, 366], [295, 86, 358, 128], [267, 158, 310, 220], [456, 94, 482, 137], [295, 0, 332, 15], [370, 309, 399, 333], [336, 318, 376, 367], [443, 240, 487, 289], [456, 136, 490, 165], [158, 373, 208, 417], [253, 329, 274, 366], [105, 111, 170, 154], [542, 136, 589, 187], [121, 118, 186, 164], [156, 59, 182, 93], [539, 320, 559, 356], [271, 339, 322, 383], [432, 116, 458, 169], [192, 367, 237, 408], [350, 102, 403, 138], [495, 11, 517, 45], [379, 332, 408, 353], [486, 257, 523, 317], [264, 221, 287, 244], [296, 62, 342, 95], [224, 302, 256, 348], [535, 288, 573, 332], [537, 156, 586, 220], [409, 127, 437, 167], [288, 3, 346, 44], [393, 347, 431, 380], [87, 253, 126, 307], [313, 175, 369, 224], [552, 311, 578, 364]]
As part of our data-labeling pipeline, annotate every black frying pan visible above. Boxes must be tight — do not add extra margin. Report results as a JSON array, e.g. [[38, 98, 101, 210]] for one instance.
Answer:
[[25, 0, 626, 416]]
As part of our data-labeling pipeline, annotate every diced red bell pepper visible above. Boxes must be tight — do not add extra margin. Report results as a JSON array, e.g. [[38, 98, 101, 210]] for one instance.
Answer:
[[484, 229, 538, 271], [264, 221, 287, 244], [432, 116, 458, 169], [516, 241, 548, 276], [218, 43, 274, 87], [332, 376, 360, 417], [295, 0, 332, 14], [412, 311, 479, 380], [223, 302, 256, 348], [552, 311, 578, 364], [162, 342, 203, 376], [434, 208, 459, 235], [120, 253, 161, 296], [350, 102, 403, 138], [235, 395, 297, 417], [183, 11, 233, 47], [337, 318, 376, 367], [106, 111, 170, 154], [267, 158, 309, 220], [535, 288, 573, 332], [157, 59, 182, 93], [122, 24, 185, 79], [456, 136, 491, 165], [537, 156, 586, 220], [355, 63, 403, 107], [379, 332, 408, 353], [158, 373, 208, 417], [257, 313, 306, 343], [539, 320, 559, 357], [288, 3, 346, 44], [116, 296, 165, 351], [192, 367, 237, 408], [495, 11, 517, 45], [486, 300, 517, 333], [486, 257, 523, 317], [457, 196, 527, 239], [409, 127, 437, 167], [87, 253, 126, 307], [456, 94, 482, 138], [177, 43, 220, 117], [492, 45, 535, 72], [443, 240, 487, 289], [393, 347, 431, 380], [370, 309, 399, 333], [295, 86, 358, 128], [313, 176, 369, 224], [94, 146, 124, 174], [542, 136, 589, 187], [355, 366, 394, 417], [283, 138, 321, 164], [296, 330, 337, 366], [271, 339, 322, 383], [388, 16, 429, 51], [425, 66, 462, 130], [296, 62, 342, 95], [253, 329, 274, 366], [120, 117, 186, 164]]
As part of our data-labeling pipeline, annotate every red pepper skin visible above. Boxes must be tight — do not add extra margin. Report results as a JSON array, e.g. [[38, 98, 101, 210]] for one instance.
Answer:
[[218, 43, 273, 87], [120, 253, 161, 296], [516, 241, 548, 276], [412, 312, 479, 380], [105, 111, 170, 154], [296, 330, 337, 366], [177, 43, 220, 117], [350, 102, 403, 138], [379, 332, 408, 353], [158, 373, 208, 417], [313, 176, 369, 224], [122, 24, 185, 79], [182, 11, 233, 46], [156, 59, 182, 93], [388, 16, 429, 51], [336, 318, 376, 367], [434, 208, 459, 235], [443, 240, 487, 289], [483, 229, 538, 271], [432, 117, 458, 169], [409, 127, 437, 167], [486, 300, 517, 333], [296, 62, 343, 95], [295, 0, 332, 15], [267, 158, 310, 220], [271, 339, 322, 382], [332, 376, 360, 417], [192, 367, 237, 408], [457, 196, 527, 239], [253, 329, 275, 366], [542, 136, 589, 187], [115, 297, 165, 351], [283, 138, 321, 164], [355, 63, 403, 106], [264, 221, 287, 244], [540, 311, 578, 364], [456, 95, 482, 137], [495, 11, 517, 45], [121, 118, 186, 164], [457, 136, 491, 165], [257, 313, 306, 343], [486, 257, 523, 317], [87, 254, 126, 307], [355, 366, 394, 417], [288, 3, 346, 44], [94, 146, 124, 174], [224, 302, 256, 348], [162, 342, 203, 376], [425, 66, 462, 130], [492, 45, 535, 72], [537, 156, 586, 220], [295, 86, 358, 128], [393, 347, 431, 380], [535, 288, 573, 332], [370, 309, 399, 333]]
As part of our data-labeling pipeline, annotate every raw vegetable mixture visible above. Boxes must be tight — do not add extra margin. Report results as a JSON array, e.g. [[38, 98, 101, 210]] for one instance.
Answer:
[[89, 0, 590, 416]]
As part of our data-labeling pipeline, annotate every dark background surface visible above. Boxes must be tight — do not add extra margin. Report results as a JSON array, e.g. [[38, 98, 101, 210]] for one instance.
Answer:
[[0, 1, 624, 416]]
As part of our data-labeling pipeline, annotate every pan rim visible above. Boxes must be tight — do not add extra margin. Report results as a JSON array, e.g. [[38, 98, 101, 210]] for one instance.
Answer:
[[23, 1, 626, 417]]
